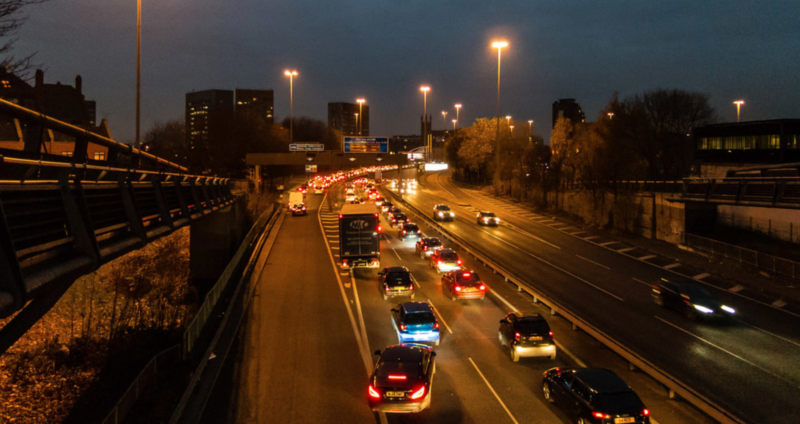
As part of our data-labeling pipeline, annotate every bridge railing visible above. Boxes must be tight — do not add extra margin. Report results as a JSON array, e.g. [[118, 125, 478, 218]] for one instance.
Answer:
[[685, 232, 799, 281]]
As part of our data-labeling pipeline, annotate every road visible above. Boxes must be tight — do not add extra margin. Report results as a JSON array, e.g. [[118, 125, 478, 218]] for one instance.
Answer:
[[208, 177, 718, 424], [389, 169, 800, 424]]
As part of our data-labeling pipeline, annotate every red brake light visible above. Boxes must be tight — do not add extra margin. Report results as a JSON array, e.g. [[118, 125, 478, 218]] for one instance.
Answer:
[[641, 409, 650, 417], [400, 323, 407, 331], [392, 219, 396, 223], [457, 259, 462, 265], [374, 213, 378, 217], [462, 272, 471, 278], [592, 412, 610, 419], [417, 230, 421, 234], [388, 375, 407, 380], [409, 386, 426, 400], [377, 225, 382, 232], [409, 284, 414, 290], [549, 331, 553, 338], [339, 214, 343, 219], [433, 322, 439, 329], [515, 332, 521, 341], [403, 230, 407, 234], [454, 285, 462, 292], [424, 246, 428, 251], [479, 284, 486, 290], [368, 384, 381, 399]]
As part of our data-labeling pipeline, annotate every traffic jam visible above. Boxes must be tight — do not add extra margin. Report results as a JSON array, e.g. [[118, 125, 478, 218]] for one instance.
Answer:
[[314, 170, 655, 423]]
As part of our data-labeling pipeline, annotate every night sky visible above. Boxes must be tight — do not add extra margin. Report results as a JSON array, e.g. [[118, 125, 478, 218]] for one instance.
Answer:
[[15, 1, 800, 144]]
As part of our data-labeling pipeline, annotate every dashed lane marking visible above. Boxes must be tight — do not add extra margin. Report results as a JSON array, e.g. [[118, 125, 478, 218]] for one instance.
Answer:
[[617, 247, 636, 253], [576, 255, 611, 270], [426, 300, 453, 334], [772, 299, 787, 308], [638, 255, 656, 260], [599, 241, 618, 247], [632, 278, 652, 287], [468, 358, 520, 424], [693, 273, 710, 280], [663, 263, 681, 270], [570, 231, 586, 235], [729, 285, 745, 293], [584, 236, 600, 241]]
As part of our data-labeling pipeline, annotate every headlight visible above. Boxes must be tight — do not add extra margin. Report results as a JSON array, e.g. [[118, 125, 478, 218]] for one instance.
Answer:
[[694, 304, 714, 314], [438, 212, 443, 216], [721, 305, 736, 314]]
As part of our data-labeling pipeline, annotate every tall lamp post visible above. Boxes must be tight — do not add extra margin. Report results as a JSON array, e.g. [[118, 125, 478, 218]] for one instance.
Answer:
[[492, 40, 508, 174], [510, 125, 514, 136], [284, 70, 298, 142], [356, 98, 365, 135], [441, 111, 447, 128], [354, 113, 359, 136], [420, 86, 430, 161], [733, 100, 745, 122], [505, 115, 512, 127], [452, 119, 457, 132], [454, 103, 462, 130], [135, 0, 141, 150], [528, 120, 533, 141]]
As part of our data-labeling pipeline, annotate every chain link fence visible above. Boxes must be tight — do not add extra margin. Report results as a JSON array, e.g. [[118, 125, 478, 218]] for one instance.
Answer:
[[684, 233, 799, 281]]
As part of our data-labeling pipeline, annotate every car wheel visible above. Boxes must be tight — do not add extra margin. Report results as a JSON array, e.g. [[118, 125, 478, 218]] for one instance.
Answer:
[[654, 295, 664, 307], [510, 345, 519, 362], [543, 382, 554, 403]]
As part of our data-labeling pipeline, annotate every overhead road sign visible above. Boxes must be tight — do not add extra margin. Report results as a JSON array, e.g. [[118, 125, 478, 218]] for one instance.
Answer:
[[291, 143, 324, 152], [305, 164, 317, 173], [343, 137, 388, 153]]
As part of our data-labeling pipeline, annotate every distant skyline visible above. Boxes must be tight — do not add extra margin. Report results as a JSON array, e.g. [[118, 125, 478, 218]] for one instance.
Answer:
[[15, 1, 800, 144]]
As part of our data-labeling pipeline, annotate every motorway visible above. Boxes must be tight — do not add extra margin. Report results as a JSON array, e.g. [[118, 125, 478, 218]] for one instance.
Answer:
[[203, 171, 744, 424]]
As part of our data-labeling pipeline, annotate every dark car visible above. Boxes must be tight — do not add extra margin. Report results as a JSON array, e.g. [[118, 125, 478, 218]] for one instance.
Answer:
[[381, 201, 394, 213], [368, 344, 436, 413], [399, 223, 421, 241], [651, 278, 736, 321], [476, 211, 500, 226], [391, 212, 408, 228], [442, 270, 486, 301], [379, 266, 415, 300], [415, 237, 443, 258], [391, 302, 440, 345], [499, 312, 555, 361], [542, 368, 650, 424], [430, 249, 462, 273], [432, 204, 454, 221], [290, 203, 307, 216]]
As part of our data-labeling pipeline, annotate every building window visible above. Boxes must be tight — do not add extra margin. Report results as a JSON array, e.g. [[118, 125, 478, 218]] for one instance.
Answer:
[[94, 152, 105, 160], [789, 135, 799, 149], [62, 151, 74, 157]]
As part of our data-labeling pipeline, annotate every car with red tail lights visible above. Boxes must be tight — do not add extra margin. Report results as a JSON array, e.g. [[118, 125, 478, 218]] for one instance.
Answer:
[[415, 237, 443, 258], [442, 270, 486, 300], [542, 367, 650, 424], [368, 344, 436, 413], [430, 249, 462, 273], [378, 266, 415, 300], [398, 223, 421, 241], [339, 203, 381, 269], [391, 302, 440, 345], [499, 312, 555, 361]]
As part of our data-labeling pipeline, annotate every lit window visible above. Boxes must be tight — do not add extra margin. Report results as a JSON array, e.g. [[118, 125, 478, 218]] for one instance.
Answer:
[[1, 80, 10, 88], [94, 151, 105, 160], [62, 151, 74, 157]]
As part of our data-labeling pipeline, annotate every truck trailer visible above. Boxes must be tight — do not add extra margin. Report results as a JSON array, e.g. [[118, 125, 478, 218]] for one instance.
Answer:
[[339, 203, 381, 269]]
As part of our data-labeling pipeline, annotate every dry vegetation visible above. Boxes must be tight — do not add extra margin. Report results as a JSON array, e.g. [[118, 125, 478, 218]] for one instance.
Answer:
[[0, 227, 195, 423]]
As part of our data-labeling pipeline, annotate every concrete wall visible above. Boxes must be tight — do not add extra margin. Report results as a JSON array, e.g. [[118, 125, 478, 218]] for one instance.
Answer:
[[718, 205, 800, 244]]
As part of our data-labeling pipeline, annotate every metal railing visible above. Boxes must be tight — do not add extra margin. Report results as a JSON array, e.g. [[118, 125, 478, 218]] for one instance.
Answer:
[[100, 344, 181, 424], [684, 233, 799, 281]]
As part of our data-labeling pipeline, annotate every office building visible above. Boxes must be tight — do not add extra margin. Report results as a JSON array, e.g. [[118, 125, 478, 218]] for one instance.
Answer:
[[185, 89, 234, 150], [329, 102, 369, 136], [552, 98, 586, 128], [235, 89, 274, 124]]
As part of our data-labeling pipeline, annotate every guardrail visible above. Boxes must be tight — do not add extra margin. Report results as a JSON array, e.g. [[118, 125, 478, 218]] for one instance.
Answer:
[[382, 187, 747, 424], [100, 344, 181, 424], [685, 233, 799, 281]]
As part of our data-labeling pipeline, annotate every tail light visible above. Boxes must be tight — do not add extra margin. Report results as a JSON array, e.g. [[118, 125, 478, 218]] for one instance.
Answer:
[[392, 219, 397, 223], [385, 285, 390, 291], [403, 230, 407, 234], [433, 322, 439, 329], [377, 225, 382, 232], [374, 213, 378, 217], [409, 386, 426, 400], [641, 408, 650, 417], [400, 323, 407, 331], [454, 285, 462, 292], [457, 259, 462, 265], [342, 259, 348, 267], [549, 331, 554, 339], [515, 332, 521, 341], [417, 230, 421, 234], [409, 284, 414, 290], [479, 284, 486, 290], [592, 412, 610, 419], [368, 384, 381, 399], [388, 374, 407, 380], [302, 207, 306, 211], [339, 214, 343, 219], [424, 246, 428, 251]]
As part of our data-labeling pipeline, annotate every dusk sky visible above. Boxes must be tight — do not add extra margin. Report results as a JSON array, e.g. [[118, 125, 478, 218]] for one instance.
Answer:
[[15, 1, 800, 144]]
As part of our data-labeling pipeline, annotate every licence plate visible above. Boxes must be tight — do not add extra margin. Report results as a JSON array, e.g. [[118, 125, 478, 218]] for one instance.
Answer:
[[615, 418, 635, 424], [529, 336, 543, 341], [393, 287, 404, 291], [386, 391, 405, 398]]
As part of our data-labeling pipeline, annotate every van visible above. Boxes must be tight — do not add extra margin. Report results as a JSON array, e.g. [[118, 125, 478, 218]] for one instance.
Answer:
[[289, 191, 304, 207]]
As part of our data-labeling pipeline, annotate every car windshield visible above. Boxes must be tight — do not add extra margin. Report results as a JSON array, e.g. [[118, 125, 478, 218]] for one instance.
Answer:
[[437, 205, 451, 211], [515, 320, 549, 335], [439, 251, 458, 260], [681, 284, 714, 300], [428, 239, 442, 247], [404, 225, 418, 232], [481, 212, 496, 217], [404, 312, 435, 325], [386, 273, 411, 286], [395, 214, 406, 220], [591, 391, 644, 413]]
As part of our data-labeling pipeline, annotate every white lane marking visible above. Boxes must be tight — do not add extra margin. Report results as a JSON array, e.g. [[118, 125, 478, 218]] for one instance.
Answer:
[[570, 231, 586, 235], [730, 316, 800, 348], [468, 358, 520, 424], [434, 172, 459, 199], [554, 340, 587, 368], [729, 285, 745, 293], [340, 272, 349, 276], [426, 300, 453, 334], [638, 255, 656, 260], [655, 316, 800, 389], [501, 224, 561, 249], [411, 274, 421, 288], [599, 241, 618, 247], [693, 273, 710, 280], [772, 299, 787, 308], [663, 263, 681, 270], [632, 277, 653, 287], [390, 246, 402, 260], [538, 219, 556, 223], [492, 290, 519, 312], [584, 236, 600, 241], [575, 255, 611, 270], [617, 247, 636, 253], [350, 269, 371, 364], [317, 192, 373, 375]]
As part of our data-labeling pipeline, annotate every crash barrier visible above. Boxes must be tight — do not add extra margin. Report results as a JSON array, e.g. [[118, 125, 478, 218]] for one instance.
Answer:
[[685, 232, 799, 281]]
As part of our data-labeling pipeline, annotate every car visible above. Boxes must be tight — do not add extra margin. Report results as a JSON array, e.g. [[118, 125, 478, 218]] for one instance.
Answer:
[[399, 223, 421, 241], [391, 302, 440, 345], [651, 279, 736, 321], [432, 204, 455, 221], [368, 344, 436, 414], [297, 184, 308, 194], [345, 192, 357, 203], [542, 368, 651, 424], [290, 203, 307, 216], [415, 237, 443, 258], [499, 312, 555, 361], [386, 206, 402, 219], [442, 270, 486, 301], [391, 212, 408, 228], [381, 201, 394, 213], [314, 187, 324, 195], [378, 266, 415, 300], [430, 249, 462, 273], [476, 211, 500, 226]]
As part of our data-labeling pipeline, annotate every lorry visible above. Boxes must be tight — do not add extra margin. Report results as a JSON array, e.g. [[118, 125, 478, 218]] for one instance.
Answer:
[[339, 203, 381, 269], [374, 170, 382, 183], [289, 191, 304, 207]]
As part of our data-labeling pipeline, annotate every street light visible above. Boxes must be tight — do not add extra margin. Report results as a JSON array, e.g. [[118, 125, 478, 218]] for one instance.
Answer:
[[505, 115, 512, 126], [452, 119, 457, 132], [135, 0, 141, 150], [354, 113, 359, 136], [356, 98, 365, 135], [442, 111, 447, 128], [607, 112, 614, 120], [492, 40, 508, 168], [510, 125, 514, 135], [528, 120, 533, 140], [421, 86, 430, 161], [733, 100, 745, 122], [284, 70, 298, 142], [454, 103, 462, 130]]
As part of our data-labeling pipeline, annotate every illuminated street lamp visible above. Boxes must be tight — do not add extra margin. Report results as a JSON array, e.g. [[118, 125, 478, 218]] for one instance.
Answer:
[[510, 125, 514, 135], [607, 112, 614, 120], [452, 119, 457, 132], [135, 0, 141, 150], [528, 120, 533, 140], [421, 86, 430, 160], [505, 115, 512, 126], [454, 103, 462, 129], [356, 98, 365, 135], [354, 113, 359, 136], [492, 40, 508, 175], [284, 70, 298, 142], [442, 111, 448, 128], [733, 100, 745, 122]]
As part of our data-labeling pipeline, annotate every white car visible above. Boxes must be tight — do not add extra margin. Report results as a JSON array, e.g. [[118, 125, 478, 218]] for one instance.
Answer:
[[314, 187, 324, 195]]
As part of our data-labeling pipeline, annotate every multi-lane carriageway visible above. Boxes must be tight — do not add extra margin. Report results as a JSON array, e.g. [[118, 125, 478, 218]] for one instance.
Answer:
[[204, 169, 800, 424]]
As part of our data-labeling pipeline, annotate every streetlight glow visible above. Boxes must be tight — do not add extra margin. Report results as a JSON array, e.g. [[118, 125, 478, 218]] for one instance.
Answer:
[[506, 115, 512, 126], [442, 110, 447, 128], [452, 119, 457, 132], [528, 120, 533, 140], [733, 100, 745, 122], [284, 70, 298, 142], [493, 40, 508, 178], [420, 86, 430, 161], [608, 112, 614, 119], [492, 41, 509, 49], [356, 98, 366, 135]]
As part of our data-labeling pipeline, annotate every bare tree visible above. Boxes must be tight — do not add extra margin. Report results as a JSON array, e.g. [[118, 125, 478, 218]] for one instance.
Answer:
[[0, 0, 47, 77]]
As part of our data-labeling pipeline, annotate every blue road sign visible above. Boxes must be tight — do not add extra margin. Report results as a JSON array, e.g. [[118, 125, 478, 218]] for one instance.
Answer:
[[291, 143, 324, 152], [343, 137, 388, 153]]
